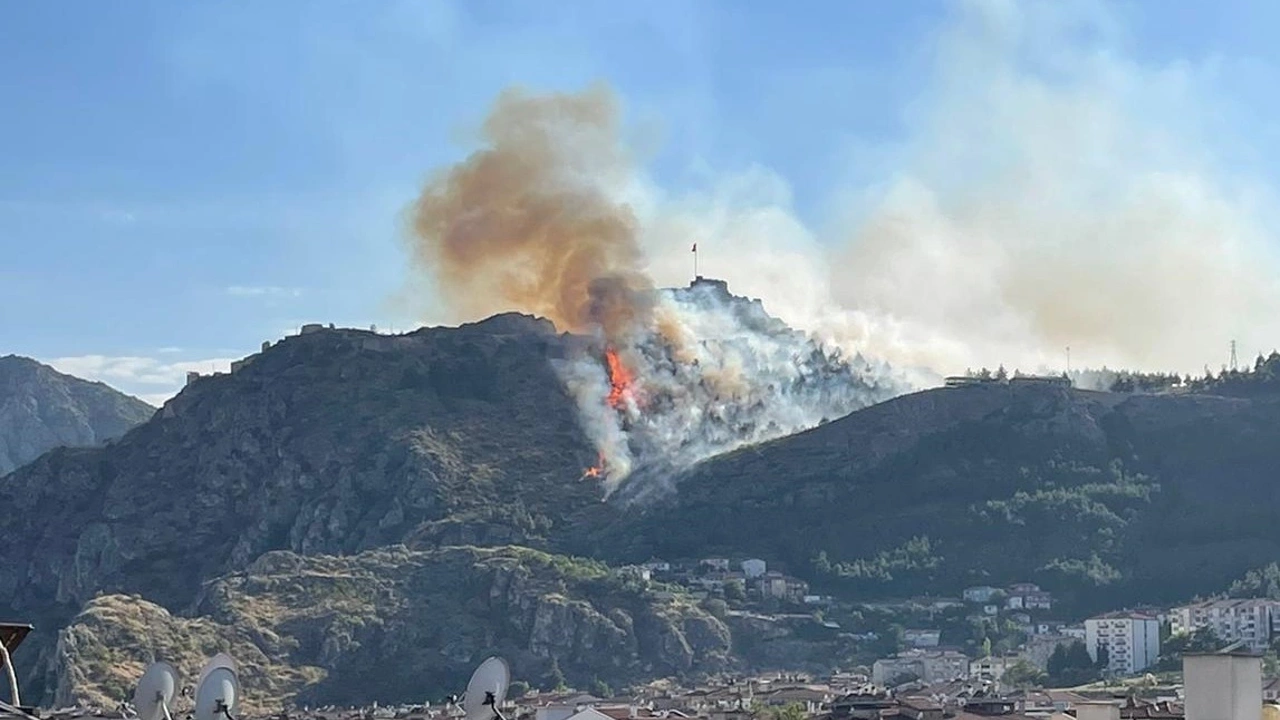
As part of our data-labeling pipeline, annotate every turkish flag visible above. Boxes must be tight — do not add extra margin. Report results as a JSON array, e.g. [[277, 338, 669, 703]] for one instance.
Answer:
[[691, 243, 697, 252]]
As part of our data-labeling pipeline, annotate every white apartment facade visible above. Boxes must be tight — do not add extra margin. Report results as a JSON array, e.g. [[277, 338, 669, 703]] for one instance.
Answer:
[[1084, 612, 1161, 675], [1170, 599, 1279, 653]]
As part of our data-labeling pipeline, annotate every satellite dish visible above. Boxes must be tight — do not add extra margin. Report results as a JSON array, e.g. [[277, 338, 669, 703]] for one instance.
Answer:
[[133, 662, 180, 720], [463, 657, 510, 720], [194, 654, 240, 720]]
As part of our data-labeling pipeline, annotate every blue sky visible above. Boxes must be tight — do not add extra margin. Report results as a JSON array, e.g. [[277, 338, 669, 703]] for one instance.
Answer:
[[5, 0, 1280, 402]]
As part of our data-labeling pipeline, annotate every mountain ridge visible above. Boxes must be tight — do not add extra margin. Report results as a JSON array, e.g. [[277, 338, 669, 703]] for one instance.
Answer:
[[0, 354, 154, 476], [7, 315, 1280, 706]]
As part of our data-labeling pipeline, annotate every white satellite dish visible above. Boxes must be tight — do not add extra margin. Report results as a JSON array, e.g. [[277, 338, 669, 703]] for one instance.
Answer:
[[463, 657, 510, 720], [194, 654, 240, 720], [133, 662, 180, 720]]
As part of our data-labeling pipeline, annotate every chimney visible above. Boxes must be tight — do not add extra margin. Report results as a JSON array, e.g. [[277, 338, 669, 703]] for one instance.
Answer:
[[1185, 652, 1263, 720], [1076, 702, 1121, 720]]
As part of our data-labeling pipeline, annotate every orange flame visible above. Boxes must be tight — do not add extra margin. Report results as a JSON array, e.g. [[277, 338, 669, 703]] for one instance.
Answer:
[[581, 453, 606, 481], [605, 346, 636, 410]]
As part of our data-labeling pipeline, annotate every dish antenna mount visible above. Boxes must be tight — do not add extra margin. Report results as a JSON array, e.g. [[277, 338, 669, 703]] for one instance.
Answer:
[[194, 653, 241, 720], [463, 657, 510, 720], [133, 662, 180, 720]]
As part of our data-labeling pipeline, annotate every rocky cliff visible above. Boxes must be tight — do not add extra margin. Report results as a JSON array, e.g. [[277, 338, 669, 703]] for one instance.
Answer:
[[0, 315, 619, 702], [0, 355, 153, 475], [48, 546, 730, 711]]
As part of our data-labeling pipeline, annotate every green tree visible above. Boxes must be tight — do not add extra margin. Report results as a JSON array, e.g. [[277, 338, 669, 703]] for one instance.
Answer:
[[759, 705, 808, 720], [1154, 628, 1221, 671], [981, 637, 992, 658], [702, 598, 729, 619], [1230, 563, 1280, 599], [1002, 661, 1046, 689], [590, 678, 613, 699], [812, 551, 832, 576], [542, 658, 567, 692], [1047, 641, 1101, 686], [724, 579, 747, 602], [509, 681, 531, 699]]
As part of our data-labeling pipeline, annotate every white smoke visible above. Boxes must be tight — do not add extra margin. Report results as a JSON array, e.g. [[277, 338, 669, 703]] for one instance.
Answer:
[[630, 0, 1280, 378], [555, 279, 907, 499]]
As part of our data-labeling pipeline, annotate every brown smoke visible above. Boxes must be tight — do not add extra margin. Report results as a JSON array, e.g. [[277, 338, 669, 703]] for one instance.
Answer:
[[407, 84, 653, 340]]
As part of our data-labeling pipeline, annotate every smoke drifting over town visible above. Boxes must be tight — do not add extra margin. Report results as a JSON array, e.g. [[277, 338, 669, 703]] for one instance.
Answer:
[[405, 1, 1280, 491]]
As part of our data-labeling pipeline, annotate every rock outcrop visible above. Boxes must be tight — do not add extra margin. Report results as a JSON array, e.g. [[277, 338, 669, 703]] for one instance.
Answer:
[[50, 546, 731, 711], [0, 355, 153, 475]]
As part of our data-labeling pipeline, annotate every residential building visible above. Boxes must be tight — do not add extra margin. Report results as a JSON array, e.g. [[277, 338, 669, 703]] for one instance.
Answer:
[[1006, 583, 1053, 611], [1171, 599, 1280, 653], [1025, 634, 1083, 670], [904, 629, 942, 648], [756, 685, 832, 714], [969, 655, 1020, 682], [615, 565, 651, 582], [1062, 625, 1087, 640], [872, 649, 969, 685], [641, 560, 671, 573], [1263, 677, 1280, 703], [1012, 690, 1091, 714], [701, 558, 731, 572], [1085, 612, 1162, 675], [756, 571, 809, 603], [1184, 651, 1262, 720], [741, 559, 767, 578], [964, 586, 1001, 603]]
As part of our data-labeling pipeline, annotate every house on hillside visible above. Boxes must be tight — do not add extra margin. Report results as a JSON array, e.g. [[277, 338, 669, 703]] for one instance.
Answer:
[[741, 558, 767, 578], [964, 586, 1001, 603], [1006, 583, 1053, 611], [904, 629, 942, 648]]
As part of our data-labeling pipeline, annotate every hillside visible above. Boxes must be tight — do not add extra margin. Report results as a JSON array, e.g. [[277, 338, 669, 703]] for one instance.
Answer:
[[0, 315, 614, 701], [48, 546, 729, 712], [594, 381, 1280, 613], [0, 355, 153, 475], [12, 315, 1280, 706]]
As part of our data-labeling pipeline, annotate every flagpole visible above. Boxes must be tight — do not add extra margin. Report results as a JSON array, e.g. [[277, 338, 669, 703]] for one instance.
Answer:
[[692, 242, 698, 279]]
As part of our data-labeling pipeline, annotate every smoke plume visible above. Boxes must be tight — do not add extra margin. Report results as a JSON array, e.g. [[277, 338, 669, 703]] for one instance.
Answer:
[[636, 0, 1280, 378], [406, 86, 906, 498], [404, 0, 1280, 497], [407, 84, 653, 342]]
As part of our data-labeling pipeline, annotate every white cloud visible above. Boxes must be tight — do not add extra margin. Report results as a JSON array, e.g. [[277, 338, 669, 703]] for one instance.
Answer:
[[46, 354, 242, 405], [225, 285, 304, 298]]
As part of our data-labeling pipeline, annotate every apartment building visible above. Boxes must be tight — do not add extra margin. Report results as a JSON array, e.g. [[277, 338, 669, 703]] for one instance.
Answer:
[[1171, 599, 1280, 653], [1084, 611, 1161, 675]]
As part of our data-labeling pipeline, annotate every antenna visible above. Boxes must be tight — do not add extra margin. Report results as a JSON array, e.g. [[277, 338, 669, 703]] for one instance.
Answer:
[[194, 654, 240, 720], [134, 662, 180, 720], [462, 657, 510, 720]]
